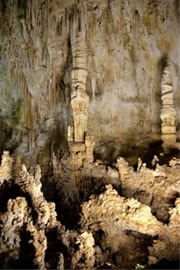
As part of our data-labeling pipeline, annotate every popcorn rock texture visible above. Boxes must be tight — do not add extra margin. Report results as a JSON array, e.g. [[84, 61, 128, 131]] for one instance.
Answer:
[[0, 152, 179, 269]]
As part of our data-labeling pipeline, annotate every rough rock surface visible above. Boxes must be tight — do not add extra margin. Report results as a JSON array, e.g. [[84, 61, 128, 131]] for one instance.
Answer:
[[0, 0, 179, 162], [0, 151, 179, 269], [0, 0, 180, 269], [117, 156, 180, 223], [80, 184, 163, 236]]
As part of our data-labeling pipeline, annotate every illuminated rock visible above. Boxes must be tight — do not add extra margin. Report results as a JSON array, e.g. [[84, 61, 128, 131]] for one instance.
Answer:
[[70, 7, 89, 143], [160, 64, 177, 151], [0, 151, 13, 184]]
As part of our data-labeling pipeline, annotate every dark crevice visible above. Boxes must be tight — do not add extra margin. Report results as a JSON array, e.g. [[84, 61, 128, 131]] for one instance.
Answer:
[[149, 259, 180, 270], [0, 182, 21, 212], [0, 182, 38, 224], [16, 225, 36, 269], [41, 177, 81, 230], [45, 227, 68, 269]]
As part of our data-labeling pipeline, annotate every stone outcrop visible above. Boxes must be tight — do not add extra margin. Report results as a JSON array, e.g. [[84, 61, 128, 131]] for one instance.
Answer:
[[27, 224, 47, 270], [80, 184, 180, 268], [67, 5, 96, 199], [160, 64, 177, 151], [80, 185, 163, 236], [0, 152, 180, 269], [117, 156, 180, 222]]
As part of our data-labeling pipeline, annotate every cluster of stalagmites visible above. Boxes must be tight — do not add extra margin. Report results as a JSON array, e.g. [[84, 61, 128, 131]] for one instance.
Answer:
[[0, 151, 180, 269]]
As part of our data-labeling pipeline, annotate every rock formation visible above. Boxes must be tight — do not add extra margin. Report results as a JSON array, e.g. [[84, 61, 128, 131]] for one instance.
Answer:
[[0, 197, 30, 267], [70, 5, 89, 143], [80, 184, 163, 236], [0, 154, 71, 269], [160, 63, 177, 151], [0, 151, 13, 184], [71, 232, 95, 269], [67, 4, 97, 199], [0, 151, 180, 269], [0, 0, 179, 161], [0, 1, 180, 269], [117, 156, 180, 222]]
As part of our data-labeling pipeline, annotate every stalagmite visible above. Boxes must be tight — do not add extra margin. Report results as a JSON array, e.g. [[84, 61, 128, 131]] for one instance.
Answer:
[[84, 135, 95, 165], [160, 64, 177, 151], [67, 4, 96, 200], [0, 197, 30, 264], [70, 6, 89, 143], [0, 1, 180, 269], [16, 164, 51, 228], [0, 151, 13, 184], [27, 224, 47, 270], [71, 232, 95, 269]]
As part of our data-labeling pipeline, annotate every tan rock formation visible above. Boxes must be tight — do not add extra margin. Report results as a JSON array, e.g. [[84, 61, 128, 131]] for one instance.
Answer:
[[148, 198, 180, 265], [71, 232, 95, 269], [68, 134, 95, 200], [0, 151, 180, 269], [57, 253, 64, 270], [117, 156, 180, 222], [0, 197, 30, 264], [84, 135, 95, 165], [0, 0, 179, 162], [27, 224, 47, 270], [80, 185, 163, 237], [0, 151, 13, 184], [0, 153, 75, 269], [160, 64, 177, 151], [15, 164, 59, 229], [70, 6, 89, 143]]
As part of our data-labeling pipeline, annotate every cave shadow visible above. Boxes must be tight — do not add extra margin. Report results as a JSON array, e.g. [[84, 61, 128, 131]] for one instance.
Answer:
[[41, 176, 81, 230], [148, 259, 180, 270], [15, 225, 36, 269], [0, 181, 38, 224], [45, 227, 69, 269]]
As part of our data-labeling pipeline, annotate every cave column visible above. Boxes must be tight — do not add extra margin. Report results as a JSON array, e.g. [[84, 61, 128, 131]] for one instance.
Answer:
[[160, 64, 177, 152], [70, 7, 89, 143], [67, 6, 95, 199]]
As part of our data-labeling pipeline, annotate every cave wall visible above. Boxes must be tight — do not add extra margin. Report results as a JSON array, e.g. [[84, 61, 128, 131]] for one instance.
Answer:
[[0, 0, 179, 160]]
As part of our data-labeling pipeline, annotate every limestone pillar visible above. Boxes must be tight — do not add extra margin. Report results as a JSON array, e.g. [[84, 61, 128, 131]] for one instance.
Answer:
[[160, 64, 177, 151], [70, 7, 89, 143]]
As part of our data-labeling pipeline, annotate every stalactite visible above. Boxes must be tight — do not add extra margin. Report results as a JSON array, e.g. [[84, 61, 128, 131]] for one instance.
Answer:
[[18, 69, 37, 149], [49, 74, 57, 115], [24, 88, 36, 149], [91, 77, 96, 98]]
